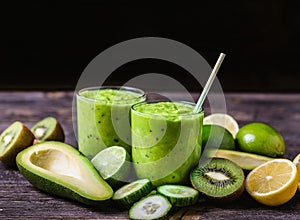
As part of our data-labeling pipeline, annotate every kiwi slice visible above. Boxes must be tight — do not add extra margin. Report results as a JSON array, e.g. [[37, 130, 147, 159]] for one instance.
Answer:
[[157, 185, 199, 207], [129, 195, 172, 220], [31, 117, 65, 143], [190, 158, 245, 202], [0, 121, 34, 166], [112, 179, 152, 208]]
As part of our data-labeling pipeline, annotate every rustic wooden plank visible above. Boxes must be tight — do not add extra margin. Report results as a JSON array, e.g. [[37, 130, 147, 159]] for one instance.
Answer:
[[0, 92, 300, 219]]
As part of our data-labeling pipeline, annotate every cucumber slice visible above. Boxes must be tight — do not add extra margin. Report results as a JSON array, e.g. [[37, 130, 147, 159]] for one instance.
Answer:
[[129, 195, 172, 220], [113, 179, 152, 208], [157, 185, 199, 207]]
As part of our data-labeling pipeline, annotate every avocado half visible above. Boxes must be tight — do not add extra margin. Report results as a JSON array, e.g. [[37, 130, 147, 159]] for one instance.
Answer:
[[16, 141, 113, 205]]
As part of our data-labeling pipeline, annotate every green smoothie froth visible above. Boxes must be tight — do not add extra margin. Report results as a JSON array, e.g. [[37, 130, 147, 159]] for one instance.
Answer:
[[133, 102, 195, 118], [80, 89, 143, 104]]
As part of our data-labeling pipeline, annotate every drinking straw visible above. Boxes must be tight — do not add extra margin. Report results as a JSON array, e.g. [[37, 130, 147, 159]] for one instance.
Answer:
[[193, 53, 226, 113]]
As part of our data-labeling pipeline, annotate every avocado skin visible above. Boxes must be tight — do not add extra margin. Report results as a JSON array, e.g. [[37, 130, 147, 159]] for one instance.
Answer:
[[16, 142, 113, 206], [17, 162, 111, 206]]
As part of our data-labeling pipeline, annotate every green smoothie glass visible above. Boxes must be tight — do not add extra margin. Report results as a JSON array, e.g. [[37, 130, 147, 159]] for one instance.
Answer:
[[131, 101, 203, 186], [76, 86, 145, 159]]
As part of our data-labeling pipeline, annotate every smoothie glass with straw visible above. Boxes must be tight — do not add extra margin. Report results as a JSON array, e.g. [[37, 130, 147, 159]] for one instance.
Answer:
[[131, 53, 225, 186]]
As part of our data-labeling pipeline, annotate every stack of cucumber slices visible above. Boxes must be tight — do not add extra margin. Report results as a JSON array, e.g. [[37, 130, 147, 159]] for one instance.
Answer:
[[113, 179, 199, 219]]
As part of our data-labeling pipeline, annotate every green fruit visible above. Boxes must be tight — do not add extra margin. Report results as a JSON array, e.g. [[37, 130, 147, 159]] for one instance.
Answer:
[[91, 146, 131, 189], [129, 195, 172, 220], [0, 121, 34, 167], [236, 122, 285, 157], [112, 179, 152, 208], [202, 124, 235, 150], [31, 117, 65, 143], [16, 141, 113, 205], [206, 149, 274, 171], [190, 158, 245, 202], [157, 184, 199, 207]]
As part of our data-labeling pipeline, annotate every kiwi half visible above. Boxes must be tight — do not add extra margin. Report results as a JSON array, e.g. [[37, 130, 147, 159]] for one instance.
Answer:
[[0, 121, 34, 166], [190, 158, 245, 202], [31, 117, 65, 143]]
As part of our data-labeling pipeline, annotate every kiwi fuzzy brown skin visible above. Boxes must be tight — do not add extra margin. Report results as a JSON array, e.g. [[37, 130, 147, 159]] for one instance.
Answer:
[[32, 117, 65, 143], [0, 122, 34, 167], [190, 158, 245, 203]]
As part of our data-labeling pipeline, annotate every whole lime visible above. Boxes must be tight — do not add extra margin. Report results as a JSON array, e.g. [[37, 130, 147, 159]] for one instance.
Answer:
[[202, 124, 235, 150], [236, 122, 285, 157]]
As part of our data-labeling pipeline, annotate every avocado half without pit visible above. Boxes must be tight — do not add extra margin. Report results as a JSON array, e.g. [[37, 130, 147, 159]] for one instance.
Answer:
[[0, 121, 34, 166], [31, 117, 65, 143], [16, 141, 113, 205]]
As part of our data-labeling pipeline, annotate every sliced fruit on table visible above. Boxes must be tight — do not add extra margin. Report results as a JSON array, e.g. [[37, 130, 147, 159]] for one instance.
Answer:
[[0, 121, 34, 166], [246, 159, 298, 206], [292, 153, 300, 191], [202, 124, 235, 151], [157, 184, 199, 207], [129, 194, 172, 220], [91, 146, 131, 189], [190, 157, 245, 202], [112, 178, 152, 208], [206, 149, 274, 171], [16, 141, 113, 205], [31, 117, 65, 143], [235, 122, 285, 157], [204, 113, 239, 138]]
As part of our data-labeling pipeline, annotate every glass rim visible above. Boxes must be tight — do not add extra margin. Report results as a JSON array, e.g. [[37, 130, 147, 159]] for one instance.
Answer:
[[76, 86, 146, 103], [131, 100, 203, 118]]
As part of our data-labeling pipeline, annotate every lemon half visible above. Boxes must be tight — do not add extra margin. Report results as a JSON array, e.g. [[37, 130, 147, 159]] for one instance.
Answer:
[[245, 159, 298, 206]]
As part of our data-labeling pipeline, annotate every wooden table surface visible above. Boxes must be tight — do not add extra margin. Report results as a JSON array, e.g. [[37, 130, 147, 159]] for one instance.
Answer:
[[0, 91, 300, 219]]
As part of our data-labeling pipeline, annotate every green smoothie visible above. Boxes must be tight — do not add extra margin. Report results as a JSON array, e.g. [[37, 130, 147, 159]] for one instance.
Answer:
[[131, 101, 203, 186], [76, 87, 145, 159]]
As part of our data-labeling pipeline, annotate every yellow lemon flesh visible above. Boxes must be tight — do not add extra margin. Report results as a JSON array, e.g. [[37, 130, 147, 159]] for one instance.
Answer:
[[245, 159, 298, 206], [292, 153, 300, 191]]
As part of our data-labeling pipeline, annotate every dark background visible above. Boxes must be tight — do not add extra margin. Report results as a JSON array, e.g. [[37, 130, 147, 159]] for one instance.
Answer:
[[2, 0, 300, 92]]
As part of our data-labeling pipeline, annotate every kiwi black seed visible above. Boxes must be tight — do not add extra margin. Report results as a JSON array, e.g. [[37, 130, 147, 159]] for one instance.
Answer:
[[0, 121, 34, 166], [31, 117, 65, 143], [190, 158, 245, 202]]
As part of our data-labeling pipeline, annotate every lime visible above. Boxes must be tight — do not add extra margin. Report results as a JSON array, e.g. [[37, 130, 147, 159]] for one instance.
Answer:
[[204, 113, 239, 138], [202, 124, 235, 151], [91, 146, 131, 189], [236, 122, 285, 157], [292, 153, 300, 191], [245, 159, 298, 206]]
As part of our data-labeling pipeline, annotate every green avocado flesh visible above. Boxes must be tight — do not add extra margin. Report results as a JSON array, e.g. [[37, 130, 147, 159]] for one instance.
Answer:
[[16, 141, 113, 205]]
